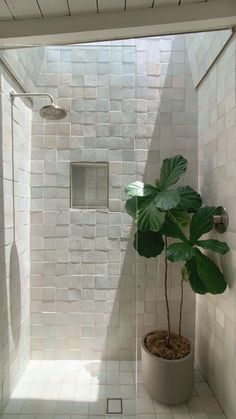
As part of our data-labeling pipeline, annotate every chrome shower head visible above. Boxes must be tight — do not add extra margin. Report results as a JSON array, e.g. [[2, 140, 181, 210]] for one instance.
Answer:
[[39, 104, 67, 120], [10, 91, 67, 121]]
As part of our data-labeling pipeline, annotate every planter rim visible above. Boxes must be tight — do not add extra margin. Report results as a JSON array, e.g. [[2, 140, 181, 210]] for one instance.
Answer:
[[142, 330, 194, 364]]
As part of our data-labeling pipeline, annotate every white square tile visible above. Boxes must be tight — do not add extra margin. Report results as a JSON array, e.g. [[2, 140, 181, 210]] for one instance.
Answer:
[[4, 399, 24, 414], [200, 397, 223, 414], [88, 399, 106, 415], [72, 401, 89, 415], [138, 398, 155, 414], [54, 401, 73, 415]]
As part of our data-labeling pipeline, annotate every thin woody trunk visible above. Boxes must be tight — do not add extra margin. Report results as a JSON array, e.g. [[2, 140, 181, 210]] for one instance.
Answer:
[[164, 237, 171, 346], [179, 277, 184, 337]]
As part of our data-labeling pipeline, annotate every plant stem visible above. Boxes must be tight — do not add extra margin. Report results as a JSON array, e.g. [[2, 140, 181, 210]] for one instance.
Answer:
[[164, 236, 171, 346], [179, 277, 184, 337]]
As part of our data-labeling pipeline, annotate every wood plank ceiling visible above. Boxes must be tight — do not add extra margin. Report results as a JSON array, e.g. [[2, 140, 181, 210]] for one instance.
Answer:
[[0, 0, 210, 20]]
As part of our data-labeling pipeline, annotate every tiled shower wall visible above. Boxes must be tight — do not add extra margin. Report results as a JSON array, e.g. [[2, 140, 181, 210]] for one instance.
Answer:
[[0, 47, 45, 92], [185, 29, 232, 87], [0, 68, 32, 411], [186, 32, 236, 419], [30, 36, 198, 361]]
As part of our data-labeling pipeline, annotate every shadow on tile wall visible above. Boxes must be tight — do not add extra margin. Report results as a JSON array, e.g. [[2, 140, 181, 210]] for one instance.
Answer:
[[108, 35, 198, 363]]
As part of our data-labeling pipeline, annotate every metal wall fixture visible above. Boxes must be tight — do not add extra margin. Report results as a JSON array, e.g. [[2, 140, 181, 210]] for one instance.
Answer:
[[213, 206, 229, 233], [10, 91, 67, 120]]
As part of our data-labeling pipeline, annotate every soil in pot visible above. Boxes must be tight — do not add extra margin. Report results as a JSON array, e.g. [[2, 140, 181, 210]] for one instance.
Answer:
[[145, 330, 190, 360]]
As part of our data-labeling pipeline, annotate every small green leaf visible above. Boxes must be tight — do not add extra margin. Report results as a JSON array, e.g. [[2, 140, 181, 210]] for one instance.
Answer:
[[167, 242, 195, 262], [154, 189, 180, 210], [197, 239, 230, 255], [190, 206, 216, 244], [134, 230, 164, 258], [195, 250, 227, 294], [178, 186, 202, 213], [137, 196, 166, 232], [169, 207, 191, 227], [160, 155, 188, 190], [184, 258, 208, 294], [125, 181, 157, 197]]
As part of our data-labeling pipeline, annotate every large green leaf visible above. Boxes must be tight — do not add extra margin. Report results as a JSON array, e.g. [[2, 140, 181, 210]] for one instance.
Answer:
[[160, 155, 187, 190], [137, 196, 166, 232], [125, 197, 138, 220], [133, 230, 164, 258], [161, 216, 187, 242], [154, 190, 180, 210], [190, 206, 216, 244], [169, 207, 191, 227], [195, 250, 227, 294], [178, 186, 202, 213], [197, 239, 230, 255], [125, 181, 157, 197], [167, 242, 195, 262], [183, 259, 208, 295]]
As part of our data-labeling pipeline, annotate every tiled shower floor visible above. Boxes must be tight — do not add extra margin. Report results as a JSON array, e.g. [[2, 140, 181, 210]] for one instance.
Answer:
[[1, 360, 225, 419]]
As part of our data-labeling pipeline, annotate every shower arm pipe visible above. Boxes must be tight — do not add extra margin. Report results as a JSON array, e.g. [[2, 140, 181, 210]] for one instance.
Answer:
[[10, 91, 54, 105]]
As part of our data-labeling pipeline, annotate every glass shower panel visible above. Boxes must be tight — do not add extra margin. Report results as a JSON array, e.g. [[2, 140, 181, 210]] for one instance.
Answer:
[[110, 42, 138, 417], [1, 39, 140, 419]]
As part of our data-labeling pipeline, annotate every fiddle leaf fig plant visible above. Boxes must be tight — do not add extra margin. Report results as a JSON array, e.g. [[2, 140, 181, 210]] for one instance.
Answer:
[[125, 155, 229, 348], [125, 155, 202, 233], [167, 206, 229, 295]]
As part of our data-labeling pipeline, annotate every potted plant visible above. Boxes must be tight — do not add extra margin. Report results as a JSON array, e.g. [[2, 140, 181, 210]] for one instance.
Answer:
[[125, 155, 229, 405]]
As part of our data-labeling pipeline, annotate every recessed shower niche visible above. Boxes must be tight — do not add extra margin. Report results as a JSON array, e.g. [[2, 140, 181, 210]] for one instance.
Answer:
[[70, 162, 109, 209]]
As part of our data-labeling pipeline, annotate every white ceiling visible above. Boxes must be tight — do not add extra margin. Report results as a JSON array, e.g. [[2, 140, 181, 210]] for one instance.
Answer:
[[0, 0, 212, 20], [0, 0, 233, 49]]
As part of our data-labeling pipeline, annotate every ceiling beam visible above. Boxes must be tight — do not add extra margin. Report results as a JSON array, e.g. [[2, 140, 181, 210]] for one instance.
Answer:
[[0, 0, 235, 47]]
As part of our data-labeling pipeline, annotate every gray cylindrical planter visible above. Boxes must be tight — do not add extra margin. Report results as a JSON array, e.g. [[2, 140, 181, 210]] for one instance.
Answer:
[[141, 332, 194, 405]]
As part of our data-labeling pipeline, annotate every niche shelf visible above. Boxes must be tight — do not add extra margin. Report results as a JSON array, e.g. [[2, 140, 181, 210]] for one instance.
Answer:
[[70, 162, 108, 209]]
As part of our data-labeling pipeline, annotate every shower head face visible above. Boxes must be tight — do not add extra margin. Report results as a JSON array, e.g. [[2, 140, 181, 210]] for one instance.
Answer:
[[39, 104, 67, 120]]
